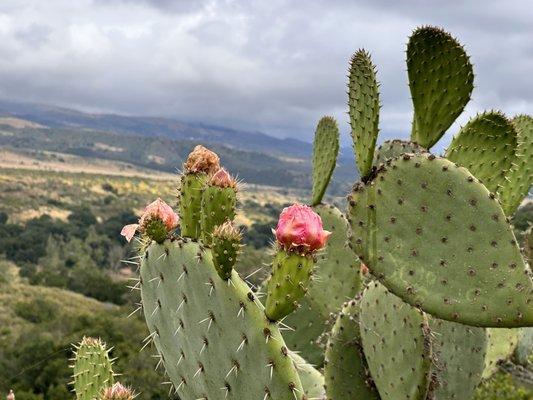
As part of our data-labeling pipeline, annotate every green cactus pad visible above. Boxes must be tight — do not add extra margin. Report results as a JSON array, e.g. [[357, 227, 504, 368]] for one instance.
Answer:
[[140, 239, 305, 399], [515, 328, 533, 366], [373, 139, 427, 167], [312, 116, 340, 206], [200, 185, 237, 244], [348, 49, 380, 179], [72, 337, 115, 400], [500, 115, 533, 215], [429, 318, 487, 399], [360, 282, 432, 400], [179, 173, 208, 239], [290, 351, 326, 399], [280, 296, 327, 367], [408, 26, 474, 149], [347, 153, 533, 327], [282, 204, 361, 365], [446, 111, 518, 195], [483, 328, 521, 379], [324, 299, 380, 400], [265, 250, 315, 321]]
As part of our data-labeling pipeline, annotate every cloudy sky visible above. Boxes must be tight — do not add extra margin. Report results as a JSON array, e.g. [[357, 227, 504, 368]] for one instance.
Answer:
[[0, 1, 531, 147]]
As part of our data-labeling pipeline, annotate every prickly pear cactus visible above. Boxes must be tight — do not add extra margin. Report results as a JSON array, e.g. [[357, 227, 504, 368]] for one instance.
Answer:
[[359, 282, 432, 400], [324, 298, 379, 400], [408, 26, 473, 149], [282, 204, 361, 365], [349, 49, 380, 178], [429, 318, 487, 399], [289, 351, 325, 399], [373, 139, 427, 167], [311, 116, 339, 206], [500, 115, 533, 215], [140, 239, 305, 399], [483, 328, 521, 379], [71, 337, 115, 400], [446, 111, 518, 195], [347, 153, 533, 327]]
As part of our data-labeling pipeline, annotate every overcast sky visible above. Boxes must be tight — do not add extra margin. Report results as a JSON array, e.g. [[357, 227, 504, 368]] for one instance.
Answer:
[[0, 1, 531, 147]]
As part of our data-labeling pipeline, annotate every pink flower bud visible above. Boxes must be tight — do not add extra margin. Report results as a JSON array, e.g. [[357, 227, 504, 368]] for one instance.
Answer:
[[121, 198, 179, 242], [209, 168, 236, 188], [274, 203, 331, 253], [184, 145, 220, 174]]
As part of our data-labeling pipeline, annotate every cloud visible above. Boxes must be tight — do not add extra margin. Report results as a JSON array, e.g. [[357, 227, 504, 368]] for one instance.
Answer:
[[0, 0, 530, 148]]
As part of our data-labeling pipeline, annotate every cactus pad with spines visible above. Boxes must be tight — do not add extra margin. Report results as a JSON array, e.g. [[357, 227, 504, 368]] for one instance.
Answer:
[[446, 111, 518, 195], [179, 173, 208, 238], [429, 318, 487, 399], [373, 139, 427, 167], [290, 351, 326, 399], [324, 299, 380, 400], [408, 26, 474, 149], [348, 49, 380, 179], [360, 282, 432, 400], [483, 328, 521, 379], [500, 115, 533, 215], [347, 153, 533, 327], [311, 116, 340, 206], [140, 239, 305, 399], [282, 204, 361, 365], [265, 250, 315, 321], [72, 337, 115, 400]]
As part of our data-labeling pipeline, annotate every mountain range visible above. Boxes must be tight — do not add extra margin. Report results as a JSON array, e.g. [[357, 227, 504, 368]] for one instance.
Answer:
[[0, 100, 358, 192]]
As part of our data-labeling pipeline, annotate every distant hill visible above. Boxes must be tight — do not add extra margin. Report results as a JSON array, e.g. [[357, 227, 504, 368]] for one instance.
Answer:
[[0, 100, 359, 191], [0, 100, 319, 158]]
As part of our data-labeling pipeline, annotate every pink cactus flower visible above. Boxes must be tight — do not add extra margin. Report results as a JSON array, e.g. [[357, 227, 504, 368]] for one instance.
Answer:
[[275, 203, 331, 253], [210, 168, 236, 188], [120, 198, 179, 242]]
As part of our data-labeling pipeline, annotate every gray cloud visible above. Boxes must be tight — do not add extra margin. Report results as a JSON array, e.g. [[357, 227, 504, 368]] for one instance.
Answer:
[[0, 0, 530, 149]]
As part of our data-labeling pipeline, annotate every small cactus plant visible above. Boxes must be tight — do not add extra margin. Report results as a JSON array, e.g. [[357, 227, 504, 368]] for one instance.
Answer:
[[117, 25, 532, 400]]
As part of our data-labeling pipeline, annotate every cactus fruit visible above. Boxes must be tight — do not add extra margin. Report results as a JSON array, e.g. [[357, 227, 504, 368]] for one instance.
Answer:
[[211, 221, 241, 280], [446, 111, 518, 195], [483, 328, 521, 379], [373, 139, 427, 167], [265, 250, 316, 321], [140, 240, 306, 399], [71, 337, 115, 400], [200, 168, 237, 244], [100, 383, 134, 400], [179, 145, 220, 238], [120, 198, 179, 244], [500, 115, 533, 215], [347, 153, 533, 327], [265, 204, 330, 321], [360, 282, 432, 400], [324, 298, 379, 400], [408, 26, 474, 149], [311, 116, 340, 206], [429, 319, 487, 399], [282, 204, 361, 364], [349, 49, 380, 179]]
